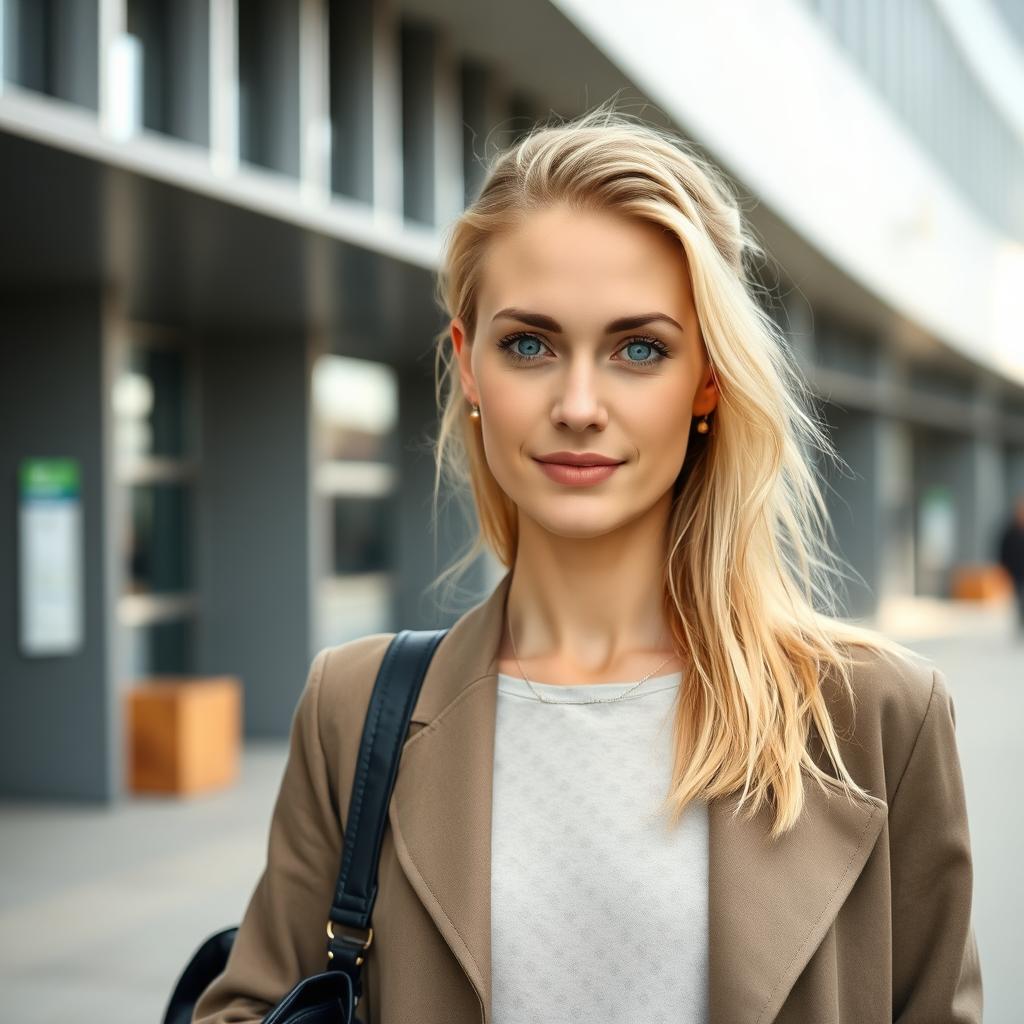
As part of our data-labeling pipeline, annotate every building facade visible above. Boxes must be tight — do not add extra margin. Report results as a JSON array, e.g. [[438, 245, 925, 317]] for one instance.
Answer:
[[1, 0, 1022, 801]]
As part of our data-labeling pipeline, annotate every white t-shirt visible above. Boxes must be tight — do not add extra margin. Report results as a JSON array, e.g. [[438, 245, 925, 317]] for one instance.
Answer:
[[490, 670, 709, 1024]]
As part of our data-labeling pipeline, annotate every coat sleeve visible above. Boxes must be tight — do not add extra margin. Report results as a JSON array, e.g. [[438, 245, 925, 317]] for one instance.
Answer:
[[889, 666, 983, 1023], [191, 647, 351, 1023]]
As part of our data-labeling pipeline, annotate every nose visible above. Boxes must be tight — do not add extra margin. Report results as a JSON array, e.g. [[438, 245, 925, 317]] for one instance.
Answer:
[[550, 363, 608, 431]]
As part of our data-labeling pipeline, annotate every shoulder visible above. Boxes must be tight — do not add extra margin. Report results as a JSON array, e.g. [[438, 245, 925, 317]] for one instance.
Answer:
[[311, 632, 397, 726], [842, 641, 939, 737], [292, 634, 399, 812], [818, 640, 948, 804]]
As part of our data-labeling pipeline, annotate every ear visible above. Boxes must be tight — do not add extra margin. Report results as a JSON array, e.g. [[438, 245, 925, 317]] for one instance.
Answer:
[[450, 318, 479, 406], [693, 359, 719, 417]]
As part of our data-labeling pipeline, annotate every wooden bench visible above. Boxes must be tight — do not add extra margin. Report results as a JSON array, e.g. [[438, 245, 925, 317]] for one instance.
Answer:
[[949, 563, 1014, 602], [126, 676, 242, 795]]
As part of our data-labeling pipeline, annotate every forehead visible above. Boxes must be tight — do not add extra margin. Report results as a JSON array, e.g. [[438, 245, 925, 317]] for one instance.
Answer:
[[478, 205, 692, 314]]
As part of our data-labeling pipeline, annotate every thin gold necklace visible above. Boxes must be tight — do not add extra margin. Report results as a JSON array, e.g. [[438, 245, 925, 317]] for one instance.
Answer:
[[506, 613, 678, 705]]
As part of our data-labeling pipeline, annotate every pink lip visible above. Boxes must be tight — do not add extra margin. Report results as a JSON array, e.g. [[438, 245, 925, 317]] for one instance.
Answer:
[[532, 458, 622, 487]]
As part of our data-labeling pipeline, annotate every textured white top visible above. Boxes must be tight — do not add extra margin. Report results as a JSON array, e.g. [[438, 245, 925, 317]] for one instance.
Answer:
[[490, 670, 710, 1024]]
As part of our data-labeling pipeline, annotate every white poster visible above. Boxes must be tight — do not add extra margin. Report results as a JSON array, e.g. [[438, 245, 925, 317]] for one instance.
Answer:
[[19, 458, 84, 656], [918, 485, 956, 573]]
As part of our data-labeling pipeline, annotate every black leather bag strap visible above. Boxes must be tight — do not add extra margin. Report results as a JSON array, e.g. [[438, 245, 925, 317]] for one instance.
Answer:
[[324, 627, 449, 986]]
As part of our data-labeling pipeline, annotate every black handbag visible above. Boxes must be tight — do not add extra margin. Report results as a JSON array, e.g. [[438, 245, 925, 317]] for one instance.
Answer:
[[161, 628, 450, 1024]]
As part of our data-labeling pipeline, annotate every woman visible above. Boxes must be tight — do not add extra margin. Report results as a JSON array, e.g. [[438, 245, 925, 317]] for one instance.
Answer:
[[192, 105, 982, 1023]]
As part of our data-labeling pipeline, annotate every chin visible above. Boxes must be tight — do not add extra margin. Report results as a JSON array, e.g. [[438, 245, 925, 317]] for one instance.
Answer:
[[519, 503, 634, 539]]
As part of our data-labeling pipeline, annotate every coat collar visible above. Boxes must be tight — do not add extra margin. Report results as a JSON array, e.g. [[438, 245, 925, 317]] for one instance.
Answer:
[[387, 569, 887, 1024]]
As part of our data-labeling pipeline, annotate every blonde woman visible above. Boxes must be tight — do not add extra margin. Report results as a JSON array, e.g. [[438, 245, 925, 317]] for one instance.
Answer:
[[192, 105, 982, 1024]]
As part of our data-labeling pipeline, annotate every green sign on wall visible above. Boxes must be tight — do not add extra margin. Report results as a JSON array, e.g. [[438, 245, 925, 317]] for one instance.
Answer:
[[19, 458, 83, 656]]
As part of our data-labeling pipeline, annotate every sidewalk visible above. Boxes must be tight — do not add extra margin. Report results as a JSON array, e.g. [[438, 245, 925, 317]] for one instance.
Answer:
[[0, 742, 291, 1024], [1, 597, 1019, 1023], [866, 593, 1018, 643]]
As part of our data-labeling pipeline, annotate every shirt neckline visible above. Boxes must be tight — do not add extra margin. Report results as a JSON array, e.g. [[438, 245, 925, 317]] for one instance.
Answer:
[[496, 670, 683, 702]]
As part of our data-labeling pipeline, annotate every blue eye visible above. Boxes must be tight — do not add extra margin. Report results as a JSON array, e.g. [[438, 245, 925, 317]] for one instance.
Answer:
[[496, 332, 670, 367], [622, 339, 667, 364], [500, 333, 547, 361]]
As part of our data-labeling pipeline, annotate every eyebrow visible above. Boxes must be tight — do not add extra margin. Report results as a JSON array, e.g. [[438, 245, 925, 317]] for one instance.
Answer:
[[491, 307, 684, 334]]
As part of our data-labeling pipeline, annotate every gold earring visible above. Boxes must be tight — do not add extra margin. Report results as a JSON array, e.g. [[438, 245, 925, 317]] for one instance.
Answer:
[[469, 403, 480, 421], [696, 413, 711, 434]]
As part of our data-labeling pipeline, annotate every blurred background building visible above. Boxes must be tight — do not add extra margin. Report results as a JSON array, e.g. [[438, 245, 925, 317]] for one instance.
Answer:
[[2, 0, 1023, 807]]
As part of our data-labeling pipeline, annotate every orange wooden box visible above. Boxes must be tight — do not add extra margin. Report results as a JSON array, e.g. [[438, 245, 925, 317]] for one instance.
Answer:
[[949, 563, 1014, 602], [126, 676, 242, 795]]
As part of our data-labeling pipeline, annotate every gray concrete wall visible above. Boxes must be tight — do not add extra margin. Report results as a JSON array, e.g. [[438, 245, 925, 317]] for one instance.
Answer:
[[821, 405, 887, 618], [195, 330, 314, 737], [1008, 446, 1024, 507], [913, 426, 1008, 593], [958, 434, 1007, 563], [393, 363, 487, 629], [0, 286, 113, 800]]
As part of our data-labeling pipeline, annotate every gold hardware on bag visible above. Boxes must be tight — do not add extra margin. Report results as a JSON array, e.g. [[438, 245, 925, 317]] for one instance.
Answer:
[[326, 920, 373, 965]]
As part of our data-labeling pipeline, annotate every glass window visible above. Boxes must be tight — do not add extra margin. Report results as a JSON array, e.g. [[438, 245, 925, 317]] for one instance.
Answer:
[[331, 495, 393, 575], [124, 0, 209, 146], [313, 354, 398, 649], [113, 344, 191, 461], [237, 0, 300, 176], [126, 483, 192, 594], [114, 332, 199, 680], [124, 618, 194, 678], [313, 355, 398, 461], [4, 0, 99, 109]]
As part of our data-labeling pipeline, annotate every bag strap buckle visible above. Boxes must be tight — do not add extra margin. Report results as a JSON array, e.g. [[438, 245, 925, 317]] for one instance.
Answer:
[[326, 919, 374, 967]]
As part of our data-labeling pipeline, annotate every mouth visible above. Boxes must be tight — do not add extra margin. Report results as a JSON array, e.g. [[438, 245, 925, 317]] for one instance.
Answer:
[[531, 458, 624, 487], [532, 452, 625, 467]]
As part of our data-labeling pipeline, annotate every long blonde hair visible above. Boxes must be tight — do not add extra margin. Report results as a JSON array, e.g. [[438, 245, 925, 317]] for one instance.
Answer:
[[428, 101, 913, 838]]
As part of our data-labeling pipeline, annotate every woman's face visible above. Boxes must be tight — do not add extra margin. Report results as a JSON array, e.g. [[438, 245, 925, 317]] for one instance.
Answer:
[[450, 202, 718, 539]]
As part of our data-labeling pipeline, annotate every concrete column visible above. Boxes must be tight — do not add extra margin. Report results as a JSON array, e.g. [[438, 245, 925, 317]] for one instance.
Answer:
[[912, 426, 956, 596], [298, 0, 330, 198], [98, 0, 128, 133], [1008, 445, 1024, 506], [0, 286, 114, 800], [393, 364, 486, 628], [821, 404, 887, 618], [209, 0, 239, 175], [817, 331, 911, 618], [459, 59, 505, 206], [953, 433, 1006, 563], [876, 416, 916, 599], [371, 0, 402, 218], [195, 329, 314, 737], [876, 347, 914, 599]]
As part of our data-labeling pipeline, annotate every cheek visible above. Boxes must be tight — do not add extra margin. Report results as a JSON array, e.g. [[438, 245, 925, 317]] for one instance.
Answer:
[[476, 384, 533, 471], [479, 374, 536, 436], [629, 402, 692, 462]]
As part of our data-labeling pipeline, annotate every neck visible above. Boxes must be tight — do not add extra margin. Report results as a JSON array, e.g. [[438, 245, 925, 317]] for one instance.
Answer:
[[500, 503, 683, 678]]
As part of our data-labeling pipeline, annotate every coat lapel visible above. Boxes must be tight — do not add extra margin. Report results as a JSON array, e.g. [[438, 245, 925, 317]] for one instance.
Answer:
[[707, 780, 886, 1021], [388, 569, 888, 1024]]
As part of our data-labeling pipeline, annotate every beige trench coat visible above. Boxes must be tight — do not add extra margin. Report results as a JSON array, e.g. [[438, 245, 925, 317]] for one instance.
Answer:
[[191, 569, 983, 1023]]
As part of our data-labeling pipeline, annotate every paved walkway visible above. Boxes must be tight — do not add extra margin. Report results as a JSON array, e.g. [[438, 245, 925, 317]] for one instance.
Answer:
[[1, 598, 1020, 1022], [879, 601, 1022, 1024]]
